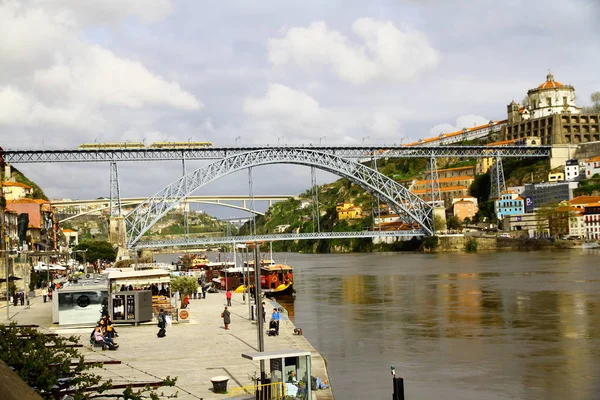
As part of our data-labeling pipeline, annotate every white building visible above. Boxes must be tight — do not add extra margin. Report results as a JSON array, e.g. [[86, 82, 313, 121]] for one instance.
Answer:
[[584, 156, 600, 179], [524, 73, 581, 120], [565, 159, 581, 182]]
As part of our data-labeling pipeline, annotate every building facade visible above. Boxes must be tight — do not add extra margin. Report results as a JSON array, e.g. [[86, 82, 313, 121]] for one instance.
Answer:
[[584, 156, 600, 178], [495, 191, 525, 220], [522, 181, 578, 209], [336, 203, 363, 220], [565, 159, 581, 181], [502, 73, 600, 145], [583, 204, 600, 240]]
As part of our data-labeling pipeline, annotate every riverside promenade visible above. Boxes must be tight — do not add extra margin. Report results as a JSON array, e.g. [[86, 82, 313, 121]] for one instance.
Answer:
[[0, 290, 334, 400]]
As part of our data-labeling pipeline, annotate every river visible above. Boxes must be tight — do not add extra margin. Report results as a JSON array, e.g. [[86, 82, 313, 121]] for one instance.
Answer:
[[157, 250, 600, 400]]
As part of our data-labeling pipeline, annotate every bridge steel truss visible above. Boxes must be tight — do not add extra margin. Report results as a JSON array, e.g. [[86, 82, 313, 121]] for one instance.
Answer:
[[2, 145, 551, 163], [124, 148, 435, 247], [134, 230, 426, 249]]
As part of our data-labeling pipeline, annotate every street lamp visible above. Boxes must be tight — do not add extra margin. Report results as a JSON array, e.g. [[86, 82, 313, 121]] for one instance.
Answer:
[[319, 136, 326, 145], [235, 136, 242, 145], [362, 136, 370, 144], [277, 136, 285, 145]]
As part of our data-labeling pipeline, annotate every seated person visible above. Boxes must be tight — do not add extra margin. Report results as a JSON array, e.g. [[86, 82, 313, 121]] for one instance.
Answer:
[[287, 370, 298, 384], [93, 327, 118, 350]]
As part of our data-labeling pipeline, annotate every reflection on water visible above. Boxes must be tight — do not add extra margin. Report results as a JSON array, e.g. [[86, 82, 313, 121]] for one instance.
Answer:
[[282, 251, 600, 400]]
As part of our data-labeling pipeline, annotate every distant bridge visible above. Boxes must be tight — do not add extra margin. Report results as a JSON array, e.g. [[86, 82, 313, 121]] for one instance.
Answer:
[[134, 231, 424, 249], [53, 195, 296, 222]]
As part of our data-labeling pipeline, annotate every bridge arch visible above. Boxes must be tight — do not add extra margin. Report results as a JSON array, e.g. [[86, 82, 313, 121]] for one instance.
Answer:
[[125, 148, 433, 247]]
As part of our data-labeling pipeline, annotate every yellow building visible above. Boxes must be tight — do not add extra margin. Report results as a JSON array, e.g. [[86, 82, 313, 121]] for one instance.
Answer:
[[2, 181, 33, 200], [336, 202, 363, 220]]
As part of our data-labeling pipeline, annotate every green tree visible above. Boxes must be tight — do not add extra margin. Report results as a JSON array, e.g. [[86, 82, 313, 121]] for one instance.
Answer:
[[170, 276, 199, 297], [446, 215, 462, 230], [535, 202, 573, 236], [0, 323, 176, 399], [73, 240, 117, 264], [582, 91, 600, 113], [433, 214, 446, 232]]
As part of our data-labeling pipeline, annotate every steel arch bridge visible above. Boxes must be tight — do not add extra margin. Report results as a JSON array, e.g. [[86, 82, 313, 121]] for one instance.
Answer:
[[125, 148, 434, 247]]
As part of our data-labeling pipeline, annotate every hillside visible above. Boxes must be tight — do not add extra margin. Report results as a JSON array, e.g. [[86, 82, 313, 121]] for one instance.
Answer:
[[244, 154, 552, 252]]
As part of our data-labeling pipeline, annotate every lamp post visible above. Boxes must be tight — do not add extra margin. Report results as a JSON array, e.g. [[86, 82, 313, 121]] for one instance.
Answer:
[[277, 136, 285, 146], [319, 136, 326, 145], [235, 136, 242, 146], [362, 136, 370, 144]]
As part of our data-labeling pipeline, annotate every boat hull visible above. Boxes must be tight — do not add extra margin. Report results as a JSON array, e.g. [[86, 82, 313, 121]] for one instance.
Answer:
[[264, 283, 295, 298]]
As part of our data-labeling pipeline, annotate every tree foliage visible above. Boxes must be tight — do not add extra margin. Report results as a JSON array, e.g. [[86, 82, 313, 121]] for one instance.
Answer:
[[0, 323, 177, 399], [74, 240, 117, 263], [535, 202, 573, 236], [582, 91, 600, 113], [446, 215, 462, 230], [170, 276, 199, 296]]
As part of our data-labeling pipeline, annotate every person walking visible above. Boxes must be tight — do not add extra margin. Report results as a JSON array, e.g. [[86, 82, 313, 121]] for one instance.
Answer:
[[221, 306, 231, 330], [157, 309, 166, 338], [225, 290, 232, 306], [202, 284, 207, 299], [262, 301, 266, 323]]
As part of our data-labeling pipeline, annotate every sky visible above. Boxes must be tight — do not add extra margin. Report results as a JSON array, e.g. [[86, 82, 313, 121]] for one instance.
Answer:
[[1, 0, 599, 218]]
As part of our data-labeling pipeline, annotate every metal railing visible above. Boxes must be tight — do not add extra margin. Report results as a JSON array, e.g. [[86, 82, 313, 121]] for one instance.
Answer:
[[229, 381, 286, 399]]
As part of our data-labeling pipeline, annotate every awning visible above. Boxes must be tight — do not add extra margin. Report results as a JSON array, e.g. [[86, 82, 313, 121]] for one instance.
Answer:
[[107, 269, 170, 286]]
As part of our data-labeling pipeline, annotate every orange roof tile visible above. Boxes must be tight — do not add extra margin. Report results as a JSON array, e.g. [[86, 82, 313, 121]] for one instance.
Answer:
[[62, 229, 75, 233], [569, 196, 600, 205], [485, 139, 518, 147], [33, 199, 50, 204], [415, 176, 475, 185], [7, 198, 39, 204], [437, 166, 475, 172], [586, 156, 600, 163], [412, 185, 469, 194], [1, 181, 32, 189], [537, 74, 564, 89]]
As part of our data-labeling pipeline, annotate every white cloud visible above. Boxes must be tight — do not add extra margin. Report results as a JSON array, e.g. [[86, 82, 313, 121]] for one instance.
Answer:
[[429, 114, 490, 137], [268, 18, 440, 84], [242, 83, 404, 143], [34, 0, 173, 24], [243, 83, 324, 122], [0, 0, 201, 133]]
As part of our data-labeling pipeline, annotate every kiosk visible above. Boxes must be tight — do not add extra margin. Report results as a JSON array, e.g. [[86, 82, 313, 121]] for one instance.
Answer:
[[241, 349, 312, 400], [107, 269, 170, 325], [54, 282, 109, 325]]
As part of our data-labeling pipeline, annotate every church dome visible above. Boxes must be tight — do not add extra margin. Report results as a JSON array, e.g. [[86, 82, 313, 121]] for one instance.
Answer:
[[537, 73, 563, 89]]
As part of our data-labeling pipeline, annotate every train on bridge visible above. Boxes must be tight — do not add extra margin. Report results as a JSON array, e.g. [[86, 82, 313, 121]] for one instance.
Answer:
[[77, 141, 213, 150]]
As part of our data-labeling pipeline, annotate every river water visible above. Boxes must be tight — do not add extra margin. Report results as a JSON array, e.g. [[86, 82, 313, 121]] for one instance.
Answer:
[[157, 250, 600, 400]]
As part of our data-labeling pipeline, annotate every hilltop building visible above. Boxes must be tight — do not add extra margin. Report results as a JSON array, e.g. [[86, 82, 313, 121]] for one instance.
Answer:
[[565, 159, 582, 181], [410, 166, 475, 208], [502, 73, 600, 146], [1, 181, 33, 201], [336, 202, 363, 220], [584, 156, 600, 178]]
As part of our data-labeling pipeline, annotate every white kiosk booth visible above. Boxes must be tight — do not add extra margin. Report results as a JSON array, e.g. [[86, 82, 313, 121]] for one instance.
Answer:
[[241, 349, 312, 399]]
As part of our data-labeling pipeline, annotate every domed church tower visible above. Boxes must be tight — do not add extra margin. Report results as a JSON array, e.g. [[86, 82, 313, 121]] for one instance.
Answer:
[[525, 73, 580, 119]]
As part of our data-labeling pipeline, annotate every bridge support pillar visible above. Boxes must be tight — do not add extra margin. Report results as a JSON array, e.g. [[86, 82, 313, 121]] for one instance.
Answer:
[[433, 206, 446, 233], [108, 216, 127, 248]]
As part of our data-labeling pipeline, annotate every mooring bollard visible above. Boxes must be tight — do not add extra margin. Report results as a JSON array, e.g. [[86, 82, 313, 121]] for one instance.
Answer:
[[391, 366, 405, 400]]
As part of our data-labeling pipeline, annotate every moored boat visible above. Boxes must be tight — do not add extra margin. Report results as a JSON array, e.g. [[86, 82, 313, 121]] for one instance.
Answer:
[[261, 263, 295, 299], [581, 241, 600, 249]]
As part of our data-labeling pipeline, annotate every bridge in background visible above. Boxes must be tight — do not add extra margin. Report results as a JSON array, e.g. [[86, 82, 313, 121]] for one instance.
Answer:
[[2, 144, 551, 163], [2, 144, 551, 250], [134, 230, 425, 249], [53, 195, 296, 222]]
